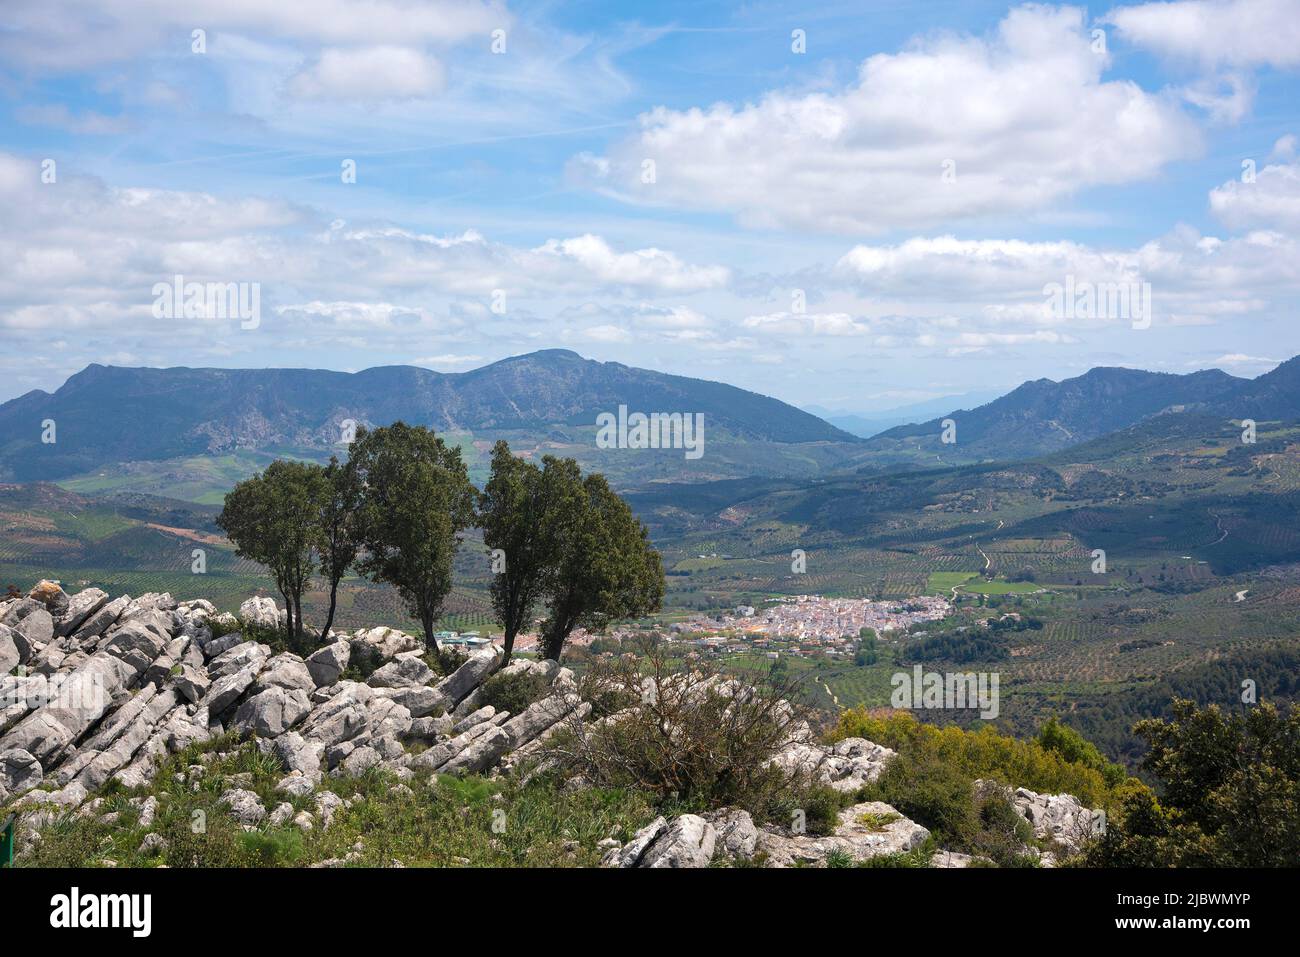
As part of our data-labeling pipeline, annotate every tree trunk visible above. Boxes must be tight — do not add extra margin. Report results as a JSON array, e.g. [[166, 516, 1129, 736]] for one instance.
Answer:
[[501, 627, 516, 666], [279, 586, 295, 641], [321, 575, 340, 643], [420, 605, 438, 653]]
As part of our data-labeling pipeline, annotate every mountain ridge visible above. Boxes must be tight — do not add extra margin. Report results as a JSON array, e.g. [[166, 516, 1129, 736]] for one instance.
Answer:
[[0, 350, 860, 483], [863, 360, 1300, 461]]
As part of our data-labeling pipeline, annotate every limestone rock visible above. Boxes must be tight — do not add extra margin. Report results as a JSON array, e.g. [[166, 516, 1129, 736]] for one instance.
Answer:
[[219, 788, 266, 826], [28, 580, 70, 615], [432, 647, 501, 709], [1011, 786, 1100, 854], [305, 640, 350, 687], [638, 815, 717, 868], [273, 732, 325, 784], [56, 588, 109, 637], [0, 748, 43, 801], [368, 654, 435, 689], [602, 816, 668, 867], [706, 808, 759, 860], [239, 596, 280, 632]]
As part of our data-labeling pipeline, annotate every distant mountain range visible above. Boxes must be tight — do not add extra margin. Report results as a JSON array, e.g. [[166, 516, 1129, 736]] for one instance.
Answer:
[[4, 351, 1299, 488], [0, 350, 859, 484], [864, 358, 1300, 462], [803, 391, 1004, 438]]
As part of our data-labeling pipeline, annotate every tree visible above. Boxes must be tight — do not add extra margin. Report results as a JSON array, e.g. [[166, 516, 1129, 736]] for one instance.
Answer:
[[312, 455, 362, 641], [478, 442, 578, 664], [538, 467, 665, 661], [216, 460, 319, 643], [1086, 699, 1300, 866], [346, 423, 476, 650]]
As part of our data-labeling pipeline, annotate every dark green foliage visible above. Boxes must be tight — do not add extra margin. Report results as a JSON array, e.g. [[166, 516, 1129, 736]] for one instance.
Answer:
[[216, 459, 320, 644], [314, 456, 361, 640], [538, 467, 665, 661], [346, 423, 477, 649], [1038, 717, 1126, 788], [1087, 699, 1300, 867], [478, 669, 552, 715], [478, 441, 577, 663]]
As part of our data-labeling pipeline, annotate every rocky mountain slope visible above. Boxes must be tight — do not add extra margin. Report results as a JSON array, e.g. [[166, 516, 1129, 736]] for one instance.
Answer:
[[0, 350, 858, 483], [0, 581, 1098, 868], [866, 357, 1300, 462]]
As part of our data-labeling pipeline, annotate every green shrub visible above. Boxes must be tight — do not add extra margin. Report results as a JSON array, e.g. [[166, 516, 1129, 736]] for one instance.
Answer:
[[829, 708, 1120, 810], [478, 670, 552, 715]]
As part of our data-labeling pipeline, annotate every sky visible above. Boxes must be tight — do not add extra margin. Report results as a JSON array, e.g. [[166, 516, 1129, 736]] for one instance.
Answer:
[[1, 0, 1299, 413]]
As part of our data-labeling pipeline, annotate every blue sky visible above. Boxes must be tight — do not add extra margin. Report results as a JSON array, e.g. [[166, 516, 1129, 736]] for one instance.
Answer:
[[1, 0, 1299, 413]]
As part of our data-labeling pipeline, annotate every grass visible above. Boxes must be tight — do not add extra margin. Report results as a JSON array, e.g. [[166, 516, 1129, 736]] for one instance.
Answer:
[[14, 734, 659, 868]]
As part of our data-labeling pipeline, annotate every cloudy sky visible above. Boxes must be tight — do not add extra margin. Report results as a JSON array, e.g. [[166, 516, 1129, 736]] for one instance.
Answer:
[[2, 0, 1299, 412]]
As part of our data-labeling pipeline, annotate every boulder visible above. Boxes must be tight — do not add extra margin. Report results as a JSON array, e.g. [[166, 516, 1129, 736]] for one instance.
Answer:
[[258, 653, 316, 695], [272, 732, 325, 784], [28, 580, 70, 615], [0, 748, 43, 801], [219, 788, 267, 826], [208, 641, 267, 680], [638, 815, 717, 868], [231, 686, 312, 737], [432, 647, 501, 708], [756, 801, 931, 867], [55, 588, 109, 636], [350, 627, 421, 662], [305, 640, 350, 687], [205, 662, 262, 717], [239, 597, 280, 632], [1010, 786, 1101, 854], [367, 654, 435, 689], [13, 607, 54, 652], [70, 594, 131, 645], [0, 625, 20, 674], [174, 664, 210, 703], [706, 808, 759, 860], [602, 817, 668, 868], [438, 725, 510, 775]]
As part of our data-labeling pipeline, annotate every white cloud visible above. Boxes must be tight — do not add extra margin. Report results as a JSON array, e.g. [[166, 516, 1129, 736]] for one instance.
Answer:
[[1105, 0, 1300, 69], [572, 5, 1201, 233], [532, 235, 729, 292], [0, 0, 506, 71], [1209, 159, 1300, 231], [289, 46, 446, 100]]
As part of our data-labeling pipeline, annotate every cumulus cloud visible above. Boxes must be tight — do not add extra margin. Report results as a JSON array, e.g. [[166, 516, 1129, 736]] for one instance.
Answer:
[[1105, 0, 1300, 69], [532, 235, 729, 292], [1209, 159, 1300, 231], [571, 5, 1201, 233], [0, 154, 729, 350], [833, 222, 1300, 332]]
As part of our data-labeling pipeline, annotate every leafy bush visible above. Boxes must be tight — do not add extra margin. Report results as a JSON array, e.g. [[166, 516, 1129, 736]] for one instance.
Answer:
[[1086, 700, 1300, 867], [554, 644, 813, 819], [829, 708, 1119, 810], [478, 669, 552, 715], [1038, 716, 1126, 788]]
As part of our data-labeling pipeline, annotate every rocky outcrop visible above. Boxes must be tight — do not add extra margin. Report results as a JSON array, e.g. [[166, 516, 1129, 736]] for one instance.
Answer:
[[1010, 785, 1102, 854], [602, 801, 931, 868], [2, 583, 1101, 871]]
